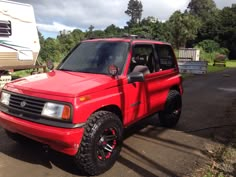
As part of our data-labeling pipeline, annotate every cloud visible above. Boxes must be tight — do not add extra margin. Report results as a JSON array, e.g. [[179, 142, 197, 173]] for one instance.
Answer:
[[37, 22, 77, 33], [14, 0, 129, 29], [142, 0, 189, 20], [214, 0, 235, 9], [12, 0, 236, 35]]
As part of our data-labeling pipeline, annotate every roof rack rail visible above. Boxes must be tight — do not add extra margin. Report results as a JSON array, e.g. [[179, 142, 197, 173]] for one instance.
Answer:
[[121, 33, 152, 40], [84, 34, 154, 40]]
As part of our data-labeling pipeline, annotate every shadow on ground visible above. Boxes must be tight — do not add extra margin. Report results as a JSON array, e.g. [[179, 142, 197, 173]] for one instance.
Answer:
[[0, 115, 213, 177]]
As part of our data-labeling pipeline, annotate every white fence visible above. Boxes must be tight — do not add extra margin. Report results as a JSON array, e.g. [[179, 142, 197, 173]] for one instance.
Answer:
[[179, 48, 200, 61]]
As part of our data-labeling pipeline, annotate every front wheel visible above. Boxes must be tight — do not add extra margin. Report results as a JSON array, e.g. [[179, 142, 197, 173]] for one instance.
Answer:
[[74, 111, 123, 176], [159, 90, 182, 128]]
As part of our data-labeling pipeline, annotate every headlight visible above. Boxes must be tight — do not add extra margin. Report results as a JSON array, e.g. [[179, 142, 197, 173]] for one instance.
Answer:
[[41, 102, 71, 120], [0, 92, 11, 106]]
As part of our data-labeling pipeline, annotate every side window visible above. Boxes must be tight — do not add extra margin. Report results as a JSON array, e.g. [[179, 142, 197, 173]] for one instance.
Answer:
[[155, 45, 176, 70], [0, 20, 12, 37], [129, 45, 155, 74]]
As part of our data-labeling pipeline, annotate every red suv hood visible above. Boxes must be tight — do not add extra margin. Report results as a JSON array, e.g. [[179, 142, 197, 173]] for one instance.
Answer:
[[7, 70, 118, 97]]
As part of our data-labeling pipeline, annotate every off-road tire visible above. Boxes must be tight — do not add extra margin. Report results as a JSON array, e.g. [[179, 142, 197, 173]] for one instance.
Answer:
[[159, 90, 182, 128], [74, 111, 123, 176]]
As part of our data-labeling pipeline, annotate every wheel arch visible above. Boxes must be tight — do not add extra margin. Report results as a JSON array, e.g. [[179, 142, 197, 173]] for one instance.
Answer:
[[170, 85, 181, 93], [95, 105, 123, 123]]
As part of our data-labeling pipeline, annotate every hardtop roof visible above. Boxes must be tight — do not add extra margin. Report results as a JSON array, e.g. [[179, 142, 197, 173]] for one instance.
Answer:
[[82, 37, 171, 45]]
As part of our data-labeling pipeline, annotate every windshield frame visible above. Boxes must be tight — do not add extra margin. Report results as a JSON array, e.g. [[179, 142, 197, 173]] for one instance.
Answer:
[[57, 40, 131, 76]]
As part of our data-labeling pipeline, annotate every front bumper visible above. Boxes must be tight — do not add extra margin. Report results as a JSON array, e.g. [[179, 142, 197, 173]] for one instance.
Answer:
[[0, 111, 84, 156]]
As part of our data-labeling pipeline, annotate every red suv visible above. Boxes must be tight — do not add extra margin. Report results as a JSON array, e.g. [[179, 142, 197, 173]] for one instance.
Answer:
[[0, 37, 183, 175]]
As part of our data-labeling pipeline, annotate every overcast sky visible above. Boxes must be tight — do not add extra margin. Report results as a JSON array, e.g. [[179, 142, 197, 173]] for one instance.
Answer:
[[12, 0, 236, 38]]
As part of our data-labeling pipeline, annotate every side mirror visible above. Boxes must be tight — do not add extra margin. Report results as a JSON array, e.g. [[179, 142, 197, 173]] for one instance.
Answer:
[[128, 72, 144, 83], [46, 60, 54, 70]]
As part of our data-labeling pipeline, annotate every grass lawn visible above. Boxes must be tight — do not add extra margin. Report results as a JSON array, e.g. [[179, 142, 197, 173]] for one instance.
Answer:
[[207, 60, 236, 73], [12, 67, 47, 79], [207, 65, 226, 73], [226, 60, 236, 68], [12, 70, 32, 79]]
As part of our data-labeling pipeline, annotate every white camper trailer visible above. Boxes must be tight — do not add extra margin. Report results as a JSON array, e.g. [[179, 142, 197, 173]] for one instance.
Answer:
[[0, 0, 42, 86]]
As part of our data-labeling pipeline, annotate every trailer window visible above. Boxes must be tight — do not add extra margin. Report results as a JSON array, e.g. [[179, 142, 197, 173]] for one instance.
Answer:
[[0, 20, 12, 37]]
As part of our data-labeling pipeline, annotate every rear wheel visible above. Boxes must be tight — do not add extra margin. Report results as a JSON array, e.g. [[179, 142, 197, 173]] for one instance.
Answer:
[[159, 90, 182, 128], [74, 111, 123, 176]]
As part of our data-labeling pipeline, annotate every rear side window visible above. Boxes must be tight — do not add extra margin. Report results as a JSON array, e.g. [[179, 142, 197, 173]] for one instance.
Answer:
[[129, 44, 155, 74], [155, 45, 176, 70]]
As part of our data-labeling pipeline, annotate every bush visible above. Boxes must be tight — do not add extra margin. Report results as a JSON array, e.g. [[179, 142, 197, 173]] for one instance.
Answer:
[[196, 40, 220, 53], [218, 48, 230, 56], [195, 40, 229, 62]]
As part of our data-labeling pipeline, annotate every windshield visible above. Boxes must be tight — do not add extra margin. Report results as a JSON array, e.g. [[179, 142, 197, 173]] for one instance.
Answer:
[[58, 41, 129, 75]]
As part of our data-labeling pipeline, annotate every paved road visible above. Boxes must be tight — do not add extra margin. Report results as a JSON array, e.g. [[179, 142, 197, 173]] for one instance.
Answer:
[[0, 69, 236, 177]]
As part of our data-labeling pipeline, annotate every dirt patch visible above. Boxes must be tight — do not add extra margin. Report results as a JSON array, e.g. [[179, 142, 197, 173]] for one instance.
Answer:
[[191, 99, 236, 177], [192, 131, 236, 177]]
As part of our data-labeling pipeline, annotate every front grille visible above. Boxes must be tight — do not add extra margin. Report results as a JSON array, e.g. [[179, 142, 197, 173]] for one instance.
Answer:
[[9, 93, 45, 116], [0, 91, 75, 128]]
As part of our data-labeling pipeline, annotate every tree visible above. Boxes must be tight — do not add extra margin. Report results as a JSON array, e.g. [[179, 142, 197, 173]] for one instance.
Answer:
[[152, 22, 171, 42], [140, 16, 156, 26], [187, 0, 219, 47], [38, 30, 44, 45], [85, 25, 95, 38], [40, 38, 61, 62], [37, 30, 45, 61], [88, 25, 94, 32], [196, 40, 220, 53], [187, 0, 217, 20], [218, 5, 236, 59], [125, 0, 143, 27], [57, 32, 75, 56], [196, 9, 221, 43], [92, 30, 105, 38], [104, 24, 121, 37], [167, 11, 201, 49], [71, 29, 85, 44], [139, 17, 170, 41]]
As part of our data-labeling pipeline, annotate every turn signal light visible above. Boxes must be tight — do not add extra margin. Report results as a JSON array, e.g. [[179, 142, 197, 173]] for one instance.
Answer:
[[62, 105, 71, 120], [79, 95, 91, 102]]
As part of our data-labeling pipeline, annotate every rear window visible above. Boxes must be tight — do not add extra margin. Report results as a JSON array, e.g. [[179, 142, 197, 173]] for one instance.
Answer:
[[155, 45, 176, 70]]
